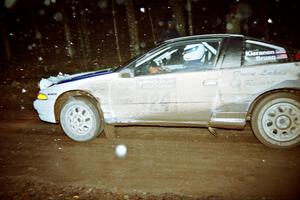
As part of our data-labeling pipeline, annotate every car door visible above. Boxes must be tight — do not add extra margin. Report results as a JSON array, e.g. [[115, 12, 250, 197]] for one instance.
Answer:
[[109, 72, 178, 123], [109, 39, 223, 124]]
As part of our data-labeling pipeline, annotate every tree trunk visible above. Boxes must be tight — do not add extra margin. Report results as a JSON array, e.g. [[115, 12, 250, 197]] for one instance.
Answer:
[[78, 10, 91, 69], [63, 22, 74, 58], [147, 7, 156, 44], [169, 0, 186, 36], [124, 0, 140, 58], [35, 25, 45, 56], [61, 7, 74, 59], [186, 0, 193, 35], [112, 0, 122, 64], [0, 24, 11, 61]]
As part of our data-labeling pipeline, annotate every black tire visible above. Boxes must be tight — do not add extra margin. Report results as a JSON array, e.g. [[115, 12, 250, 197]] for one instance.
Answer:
[[60, 97, 103, 142], [251, 92, 300, 148]]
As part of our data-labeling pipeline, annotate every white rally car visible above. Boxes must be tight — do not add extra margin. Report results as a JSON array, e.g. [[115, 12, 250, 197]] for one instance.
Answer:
[[34, 34, 300, 148]]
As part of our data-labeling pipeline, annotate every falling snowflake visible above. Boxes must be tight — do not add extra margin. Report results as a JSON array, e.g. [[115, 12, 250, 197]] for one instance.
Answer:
[[44, 0, 50, 6], [35, 31, 42, 39], [140, 7, 145, 13], [116, 0, 125, 4], [39, 9, 45, 15], [226, 23, 233, 31], [53, 12, 63, 21], [4, 0, 17, 8], [97, 0, 107, 9], [140, 42, 146, 48], [267, 18, 273, 24]]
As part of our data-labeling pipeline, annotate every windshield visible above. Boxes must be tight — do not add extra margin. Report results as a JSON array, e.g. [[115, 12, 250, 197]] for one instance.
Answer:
[[113, 52, 145, 72], [114, 43, 166, 72]]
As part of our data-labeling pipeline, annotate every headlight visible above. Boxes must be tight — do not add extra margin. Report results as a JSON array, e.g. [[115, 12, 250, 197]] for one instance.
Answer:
[[37, 93, 48, 100]]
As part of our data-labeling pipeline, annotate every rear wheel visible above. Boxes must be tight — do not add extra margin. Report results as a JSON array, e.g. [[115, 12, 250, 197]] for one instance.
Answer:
[[60, 97, 103, 142], [251, 92, 300, 148]]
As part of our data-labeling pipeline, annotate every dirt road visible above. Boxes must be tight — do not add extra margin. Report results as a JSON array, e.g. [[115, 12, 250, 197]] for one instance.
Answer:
[[0, 106, 299, 200]]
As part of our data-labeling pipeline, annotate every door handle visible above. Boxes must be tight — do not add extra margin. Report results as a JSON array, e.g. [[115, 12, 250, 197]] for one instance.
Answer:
[[203, 80, 218, 86]]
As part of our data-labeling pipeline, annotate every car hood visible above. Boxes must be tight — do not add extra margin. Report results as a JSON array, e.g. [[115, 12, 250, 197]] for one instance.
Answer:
[[39, 68, 113, 90]]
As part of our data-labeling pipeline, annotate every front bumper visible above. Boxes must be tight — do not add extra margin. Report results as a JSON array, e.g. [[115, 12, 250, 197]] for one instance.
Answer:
[[33, 99, 57, 123]]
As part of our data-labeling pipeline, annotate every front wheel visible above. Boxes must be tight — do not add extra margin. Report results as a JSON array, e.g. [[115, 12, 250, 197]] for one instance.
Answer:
[[251, 92, 300, 148], [60, 97, 103, 142]]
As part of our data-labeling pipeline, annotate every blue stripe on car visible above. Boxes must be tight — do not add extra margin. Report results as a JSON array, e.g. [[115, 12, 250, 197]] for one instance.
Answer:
[[58, 70, 112, 84]]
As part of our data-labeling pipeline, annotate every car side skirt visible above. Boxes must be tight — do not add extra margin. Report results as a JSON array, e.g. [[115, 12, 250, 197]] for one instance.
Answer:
[[107, 120, 209, 128], [105, 115, 247, 129]]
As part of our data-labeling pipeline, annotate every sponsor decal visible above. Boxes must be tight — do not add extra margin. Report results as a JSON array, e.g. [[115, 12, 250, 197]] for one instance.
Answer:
[[245, 49, 287, 62], [137, 78, 176, 90]]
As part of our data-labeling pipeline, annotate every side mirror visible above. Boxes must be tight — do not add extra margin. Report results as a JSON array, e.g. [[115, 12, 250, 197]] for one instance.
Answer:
[[119, 69, 133, 78], [120, 72, 132, 78]]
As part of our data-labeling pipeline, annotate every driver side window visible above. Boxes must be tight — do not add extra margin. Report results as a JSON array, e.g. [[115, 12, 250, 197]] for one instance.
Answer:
[[134, 40, 221, 77]]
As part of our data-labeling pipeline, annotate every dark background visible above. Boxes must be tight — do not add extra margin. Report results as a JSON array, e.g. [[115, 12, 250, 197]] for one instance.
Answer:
[[0, 2, 300, 199], [0, 0, 299, 74]]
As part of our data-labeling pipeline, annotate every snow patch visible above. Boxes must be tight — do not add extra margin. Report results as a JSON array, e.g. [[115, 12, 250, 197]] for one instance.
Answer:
[[39, 72, 70, 90]]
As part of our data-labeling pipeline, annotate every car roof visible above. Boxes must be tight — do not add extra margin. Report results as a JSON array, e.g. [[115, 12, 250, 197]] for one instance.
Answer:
[[164, 34, 244, 44]]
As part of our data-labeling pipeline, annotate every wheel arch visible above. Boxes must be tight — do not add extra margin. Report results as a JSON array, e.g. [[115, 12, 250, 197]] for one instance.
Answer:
[[247, 88, 300, 120], [54, 90, 102, 122]]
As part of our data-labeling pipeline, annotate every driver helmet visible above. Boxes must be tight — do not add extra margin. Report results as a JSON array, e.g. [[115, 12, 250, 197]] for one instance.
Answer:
[[183, 44, 206, 61]]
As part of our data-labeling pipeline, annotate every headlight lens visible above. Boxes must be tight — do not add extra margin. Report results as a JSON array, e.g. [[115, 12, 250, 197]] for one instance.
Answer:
[[37, 93, 48, 100]]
